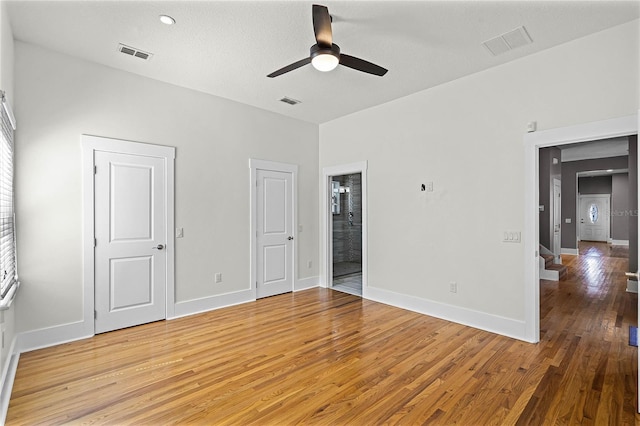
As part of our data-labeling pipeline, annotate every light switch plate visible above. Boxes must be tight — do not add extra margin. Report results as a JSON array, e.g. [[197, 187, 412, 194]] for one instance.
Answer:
[[176, 227, 184, 238], [503, 231, 521, 243]]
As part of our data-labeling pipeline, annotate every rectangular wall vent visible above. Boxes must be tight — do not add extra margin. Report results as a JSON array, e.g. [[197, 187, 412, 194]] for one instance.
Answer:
[[482, 26, 532, 56], [118, 43, 153, 61], [279, 96, 301, 106]]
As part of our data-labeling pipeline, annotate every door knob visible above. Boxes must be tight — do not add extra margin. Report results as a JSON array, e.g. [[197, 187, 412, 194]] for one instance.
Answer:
[[288, 236, 294, 240], [153, 244, 165, 250]]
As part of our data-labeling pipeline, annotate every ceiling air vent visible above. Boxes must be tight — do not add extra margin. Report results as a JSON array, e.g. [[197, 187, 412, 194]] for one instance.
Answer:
[[482, 26, 532, 56], [279, 96, 301, 106], [118, 43, 153, 61]]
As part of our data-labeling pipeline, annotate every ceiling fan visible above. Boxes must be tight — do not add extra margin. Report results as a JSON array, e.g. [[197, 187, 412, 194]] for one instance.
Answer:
[[267, 4, 388, 78]]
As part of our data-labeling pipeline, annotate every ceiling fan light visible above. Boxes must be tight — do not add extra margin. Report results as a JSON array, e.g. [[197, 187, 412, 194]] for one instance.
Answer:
[[311, 53, 339, 72], [159, 15, 176, 25]]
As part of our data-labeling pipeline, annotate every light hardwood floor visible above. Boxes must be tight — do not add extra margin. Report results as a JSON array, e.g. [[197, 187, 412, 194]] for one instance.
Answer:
[[7, 242, 639, 424]]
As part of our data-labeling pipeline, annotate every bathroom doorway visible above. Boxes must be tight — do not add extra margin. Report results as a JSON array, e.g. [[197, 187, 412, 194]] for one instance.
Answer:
[[331, 173, 363, 296]]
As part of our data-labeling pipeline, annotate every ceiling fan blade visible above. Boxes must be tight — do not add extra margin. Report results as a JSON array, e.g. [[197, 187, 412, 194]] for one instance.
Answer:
[[312, 4, 332, 47], [339, 54, 388, 76], [267, 57, 311, 78]]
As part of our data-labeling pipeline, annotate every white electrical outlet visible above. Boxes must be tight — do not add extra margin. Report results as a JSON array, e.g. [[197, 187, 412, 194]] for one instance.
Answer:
[[450, 282, 457, 293], [214, 273, 222, 283]]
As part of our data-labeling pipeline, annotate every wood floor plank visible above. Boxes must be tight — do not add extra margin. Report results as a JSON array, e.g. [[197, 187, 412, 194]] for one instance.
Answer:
[[6, 242, 639, 424]]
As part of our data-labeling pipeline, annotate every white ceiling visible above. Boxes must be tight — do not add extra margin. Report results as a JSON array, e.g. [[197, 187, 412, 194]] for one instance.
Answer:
[[6, 1, 640, 124]]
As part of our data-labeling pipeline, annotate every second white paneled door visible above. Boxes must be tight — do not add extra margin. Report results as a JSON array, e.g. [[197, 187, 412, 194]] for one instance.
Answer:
[[94, 150, 167, 333], [256, 168, 294, 298]]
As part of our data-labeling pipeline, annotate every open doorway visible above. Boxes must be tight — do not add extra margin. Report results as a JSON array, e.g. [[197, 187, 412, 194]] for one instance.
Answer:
[[525, 114, 638, 411], [525, 115, 638, 343], [538, 137, 635, 283], [322, 161, 368, 298], [331, 173, 362, 296]]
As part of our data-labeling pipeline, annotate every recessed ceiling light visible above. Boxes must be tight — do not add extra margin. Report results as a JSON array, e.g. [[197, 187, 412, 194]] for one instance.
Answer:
[[159, 15, 176, 25]]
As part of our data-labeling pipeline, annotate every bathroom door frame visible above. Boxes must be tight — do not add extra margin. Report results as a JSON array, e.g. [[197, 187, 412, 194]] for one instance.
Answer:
[[321, 161, 368, 297]]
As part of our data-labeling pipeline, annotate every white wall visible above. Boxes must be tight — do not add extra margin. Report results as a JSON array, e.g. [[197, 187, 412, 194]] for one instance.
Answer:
[[14, 41, 319, 334], [0, 0, 16, 378], [320, 20, 639, 338], [0, 2, 13, 101]]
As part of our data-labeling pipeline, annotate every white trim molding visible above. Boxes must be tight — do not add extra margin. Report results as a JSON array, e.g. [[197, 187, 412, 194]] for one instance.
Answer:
[[321, 162, 368, 297], [611, 240, 630, 246], [172, 289, 254, 319], [295, 276, 319, 292], [366, 286, 526, 341], [0, 334, 18, 425], [561, 248, 579, 255], [16, 321, 92, 354], [524, 113, 638, 343]]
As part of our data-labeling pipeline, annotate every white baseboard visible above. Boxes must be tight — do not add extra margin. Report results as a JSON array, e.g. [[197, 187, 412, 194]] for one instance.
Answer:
[[17, 320, 93, 354], [611, 239, 630, 246], [0, 335, 18, 425], [6, 320, 93, 423], [561, 248, 579, 255], [540, 269, 560, 281], [172, 289, 254, 319], [365, 286, 528, 342], [627, 279, 638, 293], [172, 280, 320, 318], [295, 276, 319, 292]]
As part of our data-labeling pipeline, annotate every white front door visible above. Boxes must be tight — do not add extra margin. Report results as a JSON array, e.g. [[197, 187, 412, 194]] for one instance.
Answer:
[[256, 169, 294, 298], [579, 194, 610, 243], [552, 178, 562, 259], [94, 150, 167, 333]]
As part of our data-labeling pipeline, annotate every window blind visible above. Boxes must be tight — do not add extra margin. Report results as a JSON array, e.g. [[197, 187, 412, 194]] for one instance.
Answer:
[[0, 91, 17, 303]]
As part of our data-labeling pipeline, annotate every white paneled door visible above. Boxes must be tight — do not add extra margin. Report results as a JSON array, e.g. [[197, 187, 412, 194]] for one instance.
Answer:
[[579, 194, 610, 243], [256, 169, 294, 298], [94, 151, 167, 333]]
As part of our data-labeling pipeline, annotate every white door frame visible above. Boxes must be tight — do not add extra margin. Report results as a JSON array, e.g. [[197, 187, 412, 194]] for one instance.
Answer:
[[552, 178, 562, 261], [321, 161, 368, 297], [82, 135, 176, 336], [524, 113, 638, 344], [249, 159, 298, 298]]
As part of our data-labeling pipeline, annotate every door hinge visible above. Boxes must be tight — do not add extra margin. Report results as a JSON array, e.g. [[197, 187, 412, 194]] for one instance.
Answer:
[[94, 165, 97, 174], [94, 310, 97, 319], [94, 238, 97, 247]]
